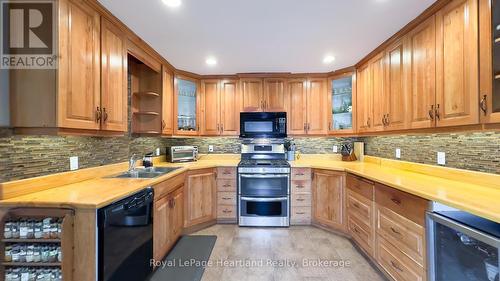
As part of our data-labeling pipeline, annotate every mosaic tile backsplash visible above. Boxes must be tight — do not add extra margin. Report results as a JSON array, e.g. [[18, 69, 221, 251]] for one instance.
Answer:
[[0, 131, 498, 182]]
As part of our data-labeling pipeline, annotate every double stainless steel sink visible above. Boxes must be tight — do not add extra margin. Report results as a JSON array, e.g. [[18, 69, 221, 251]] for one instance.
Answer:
[[112, 167, 181, 179]]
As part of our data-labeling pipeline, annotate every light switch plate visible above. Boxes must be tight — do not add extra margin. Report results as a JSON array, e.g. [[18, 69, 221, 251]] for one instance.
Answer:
[[208, 145, 214, 152], [333, 145, 338, 153], [437, 152, 446, 165], [70, 156, 78, 171], [395, 148, 401, 159]]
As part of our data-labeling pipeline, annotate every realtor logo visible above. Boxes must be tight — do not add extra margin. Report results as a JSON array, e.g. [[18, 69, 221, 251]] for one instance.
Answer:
[[1, 0, 57, 69]]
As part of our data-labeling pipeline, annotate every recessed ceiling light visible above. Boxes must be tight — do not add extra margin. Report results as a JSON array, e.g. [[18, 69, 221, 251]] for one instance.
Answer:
[[206, 57, 217, 66], [323, 55, 336, 64], [162, 0, 181, 8]]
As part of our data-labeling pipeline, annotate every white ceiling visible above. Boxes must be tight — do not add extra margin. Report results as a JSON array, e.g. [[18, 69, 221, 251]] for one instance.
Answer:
[[98, 0, 435, 75]]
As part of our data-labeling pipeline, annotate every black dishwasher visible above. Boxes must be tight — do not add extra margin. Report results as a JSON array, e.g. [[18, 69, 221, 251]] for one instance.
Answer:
[[98, 188, 154, 281]]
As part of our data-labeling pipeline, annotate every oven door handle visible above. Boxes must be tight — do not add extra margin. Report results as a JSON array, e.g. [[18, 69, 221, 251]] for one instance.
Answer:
[[240, 196, 288, 202], [239, 174, 289, 178]]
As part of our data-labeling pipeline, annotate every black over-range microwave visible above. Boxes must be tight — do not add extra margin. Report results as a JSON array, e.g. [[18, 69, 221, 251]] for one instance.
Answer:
[[240, 112, 287, 138]]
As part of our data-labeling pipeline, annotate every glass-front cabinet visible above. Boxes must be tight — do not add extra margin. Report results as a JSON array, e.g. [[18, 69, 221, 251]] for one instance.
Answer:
[[328, 74, 355, 134], [175, 78, 199, 134]]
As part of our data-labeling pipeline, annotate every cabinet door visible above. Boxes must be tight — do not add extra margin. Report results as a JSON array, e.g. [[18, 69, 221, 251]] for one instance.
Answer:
[[200, 80, 220, 136], [407, 16, 437, 129], [288, 79, 308, 135], [58, 0, 101, 130], [479, 0, 500, 123], [153, 196, 170, 261], [220, 80, 240, 136], [184, 169, 216, 227], [385, 38, 408, 131], [435, 0, 479, 127], [241, 79, 264, 111], [328, 73, 356, 134], [170, 188, 184, 244], [371, 53, 386, 132], [357, 64, 373, 132], [263, 79, 287, 112], [162, 68, 174, 135], [307, 79, 328, 135], [100, 19, 127, 132], [312, 170, 345, 231], [174, 77, 199, 135]]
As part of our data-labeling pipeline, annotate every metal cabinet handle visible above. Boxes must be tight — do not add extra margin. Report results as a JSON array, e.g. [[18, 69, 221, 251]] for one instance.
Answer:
[[295, 212, 306, 215], [95, 107, 101, 123], [102, 108, 108, 122], [162, 120, 166, 130], [307, 123, 311, 131], [222, 197, 232, 200], [222, 209, 232, 213], [435, 104, 440, 120], [390, 227, 401, 235], [391, 260, 403, 272], [480, 95, 487, 115], [391, 198, 402, 205], [367, 117, 371, 128], [328, 122, 332, 131], [353, 202, 360, 209], [221, 123, 224, 133], [217, 123, 220, 132], [386, 113, 390, 125], [296, 198, 305, 202], [429, 105, 435, 120]]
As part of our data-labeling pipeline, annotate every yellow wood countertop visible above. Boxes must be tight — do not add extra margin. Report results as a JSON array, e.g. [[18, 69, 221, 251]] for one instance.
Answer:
[[1, 154, 499, 224]]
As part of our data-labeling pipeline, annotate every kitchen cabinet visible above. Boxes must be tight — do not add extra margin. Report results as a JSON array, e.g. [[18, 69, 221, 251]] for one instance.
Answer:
[[216, 167, 237, 222], [480, 0, 500, 123], [356, 63, 373, 133], [162, 67, 174, 135], [184, 169, 217, 228], [435, 0, 479, 127], [241, 78, 264, 111], [263, 78, 288, 112], [200, 79, 240, 136], [288, 78, 328, 135], [384, 38, 409, 131], [328, 72, 356, 135], [371, 53, 386, 132], [175, 76, 200, 135], [312, 169, 345, 231], [291, 168, 312, 225]]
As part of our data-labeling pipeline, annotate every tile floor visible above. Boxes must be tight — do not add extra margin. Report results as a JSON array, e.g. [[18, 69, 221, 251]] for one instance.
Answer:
[[193, 225, 387, 281]]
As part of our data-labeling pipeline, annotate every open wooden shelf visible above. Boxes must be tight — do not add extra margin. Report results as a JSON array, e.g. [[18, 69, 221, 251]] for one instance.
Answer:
[[134, 91, 160, 98], [2, 262, 62, 267], [2, 238, 61, 243]]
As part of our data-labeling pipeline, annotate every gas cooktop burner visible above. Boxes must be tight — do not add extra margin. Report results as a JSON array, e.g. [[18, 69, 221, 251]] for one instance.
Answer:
[[238, 159, 290, 168]]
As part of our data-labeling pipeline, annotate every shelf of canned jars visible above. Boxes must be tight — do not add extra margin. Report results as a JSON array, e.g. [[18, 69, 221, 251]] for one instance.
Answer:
[[0, 208, 74, 281]]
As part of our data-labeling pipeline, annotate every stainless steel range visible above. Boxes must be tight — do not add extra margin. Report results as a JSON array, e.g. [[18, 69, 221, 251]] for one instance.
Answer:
[[238, 140, 290, 227]]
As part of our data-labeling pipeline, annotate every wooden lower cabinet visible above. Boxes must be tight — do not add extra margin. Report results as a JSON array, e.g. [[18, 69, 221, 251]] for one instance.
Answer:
[[216, 167, 237, 223], [153, 183, 183, 262], [376, 236, 426, 281], [184, 169, 217, 227], [312, 169, 345, 231], [291, 168, 312, 225]]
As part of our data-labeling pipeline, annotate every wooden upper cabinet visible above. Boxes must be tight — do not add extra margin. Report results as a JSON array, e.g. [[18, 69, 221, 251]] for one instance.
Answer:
[[220, 80, 240, 136], [263, 79, 287, 112], [100, 18, 127, 132], [241, 78, 264, 111], [435, 0, 479, 127], [306, 79, 328, 135], [200, 80, 220, 136], [174, 76, 200, 135], [357, 63, 373, 132], [385, 38, 408, 131], [407, 16, 437, 129], [328, 73, 356, 135], [288, 79, 308, 135], [313, 169, 345, 231], [184, 169, 217, 228], [58, 0, 101, 130], [162, 67, 174, 135], [371, 53, 386, 132], [479, 0, 500, 123]]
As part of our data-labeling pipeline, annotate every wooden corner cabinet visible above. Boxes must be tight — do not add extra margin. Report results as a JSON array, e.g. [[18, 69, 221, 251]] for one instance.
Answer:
[[328, 72, 356, 135], [184, 169, 217, 228], [312, 169, 346, 232], [174, 76, 200, 135]]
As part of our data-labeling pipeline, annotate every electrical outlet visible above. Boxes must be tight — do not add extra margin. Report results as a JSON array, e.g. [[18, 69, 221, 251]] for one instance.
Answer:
[[437, 152, 446, 165], [70, 156, 79, 171], [395, 148, 401, 159], [156, 148, 160, 156], [333, 145, 338, 153], [208, 145, 214, 153]]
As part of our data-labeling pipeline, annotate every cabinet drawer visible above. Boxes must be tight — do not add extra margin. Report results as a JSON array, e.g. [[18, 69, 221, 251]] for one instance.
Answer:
[[291, 193, 311, 207], [347, 190, 373, 225], [347, 215, 373, 255], [154, 173, 185, 200], [217, 167, 236, 179], [346, 174, 374, 200], [217, 205, 236, 219], [376, 237, 425, 281], [375, 183, 428, 226], [291, 168, 311, 181], [216, 179, 236, 192], [291, 180, 311, 194], [290, 206, 311, 224], [377, 206, 425, 267], [217, 192, 236, 205]]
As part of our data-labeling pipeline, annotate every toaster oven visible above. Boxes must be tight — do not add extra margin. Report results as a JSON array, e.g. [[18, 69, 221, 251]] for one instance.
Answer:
[[166, 146, 198, 163]]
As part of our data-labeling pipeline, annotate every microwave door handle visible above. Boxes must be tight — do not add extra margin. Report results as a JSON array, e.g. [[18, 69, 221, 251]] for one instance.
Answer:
[[240, 197, 288, 202], [240, 174, 289, 178]]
